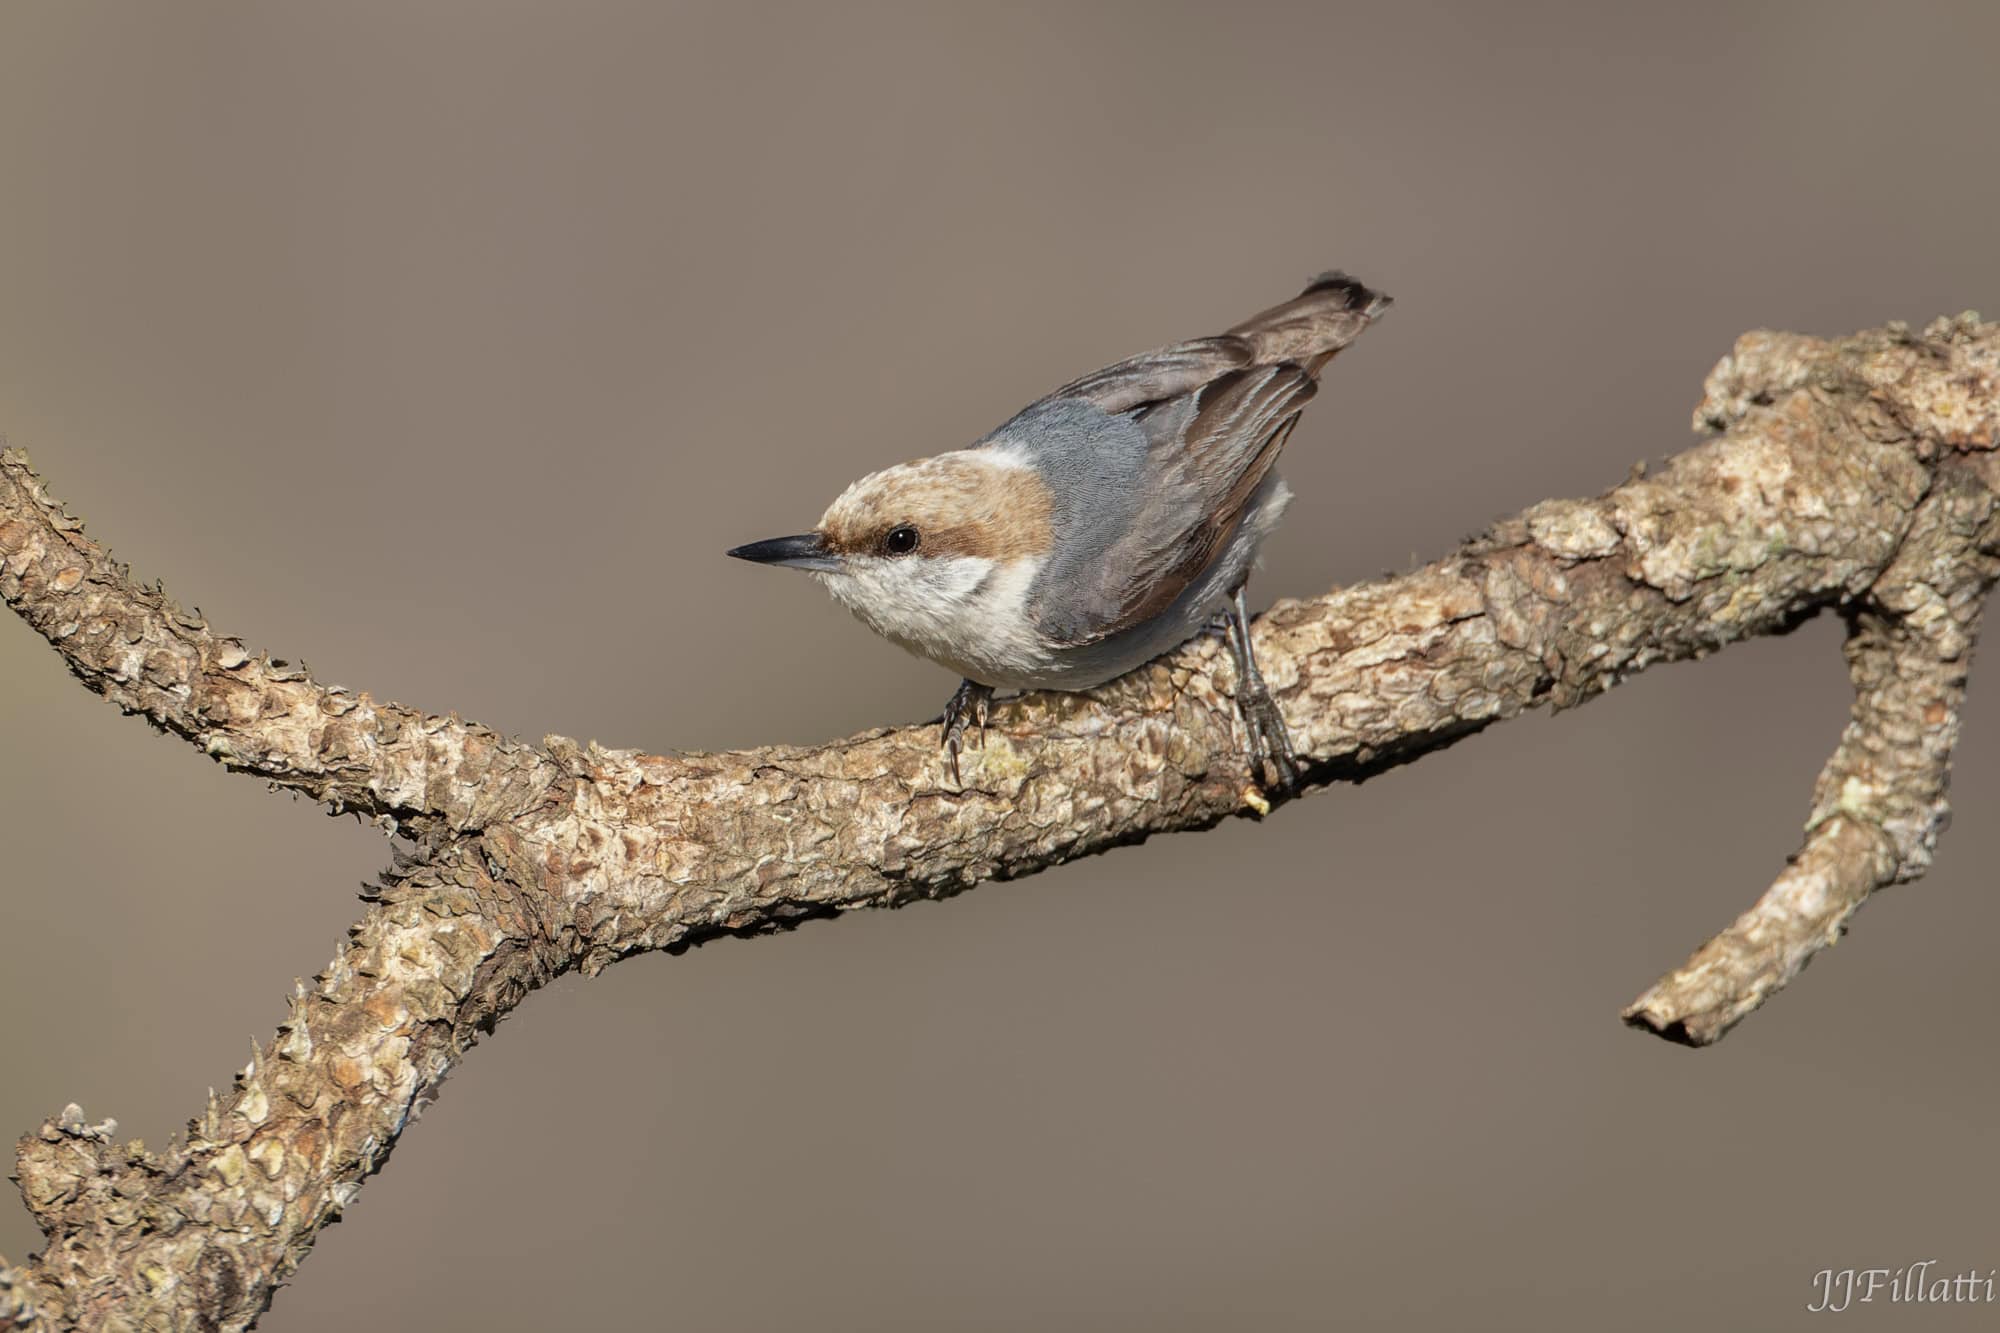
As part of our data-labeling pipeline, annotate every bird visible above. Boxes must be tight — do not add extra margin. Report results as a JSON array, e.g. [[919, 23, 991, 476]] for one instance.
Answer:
[[727, 270, 1390, 790]]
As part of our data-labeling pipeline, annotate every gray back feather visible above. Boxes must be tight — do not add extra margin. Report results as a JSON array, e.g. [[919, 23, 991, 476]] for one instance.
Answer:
[[981, 272, 1389, 648]]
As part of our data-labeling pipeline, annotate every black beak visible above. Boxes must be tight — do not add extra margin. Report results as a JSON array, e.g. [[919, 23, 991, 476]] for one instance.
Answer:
[[725, 532, 842, 572]]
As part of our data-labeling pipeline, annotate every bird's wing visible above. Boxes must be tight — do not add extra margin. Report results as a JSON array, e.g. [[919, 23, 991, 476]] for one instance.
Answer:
[[1032, 272, 1388, 649], [1036, 364, 1314, 648], [1050, 336, 1256, 413]]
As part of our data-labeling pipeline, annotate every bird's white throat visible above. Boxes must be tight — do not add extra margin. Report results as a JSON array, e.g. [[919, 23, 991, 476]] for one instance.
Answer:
[[815, 553, 1048, 687]]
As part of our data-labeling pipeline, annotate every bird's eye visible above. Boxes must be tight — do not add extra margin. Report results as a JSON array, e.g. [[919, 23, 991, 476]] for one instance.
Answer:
[[882, 525, 921, 556]]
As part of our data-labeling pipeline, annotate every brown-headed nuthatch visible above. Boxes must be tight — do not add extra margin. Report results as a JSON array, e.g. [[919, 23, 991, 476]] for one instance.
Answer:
[[728, 271, 1390, 791]]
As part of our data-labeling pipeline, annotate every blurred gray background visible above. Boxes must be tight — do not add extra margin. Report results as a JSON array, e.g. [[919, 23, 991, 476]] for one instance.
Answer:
[[4, 4, 1999, 1329]]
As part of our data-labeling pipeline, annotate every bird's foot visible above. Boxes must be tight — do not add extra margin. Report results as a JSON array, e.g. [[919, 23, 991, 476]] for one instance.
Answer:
[[1223, 586, 1301, 797], [1234, 670, 1301, 795], [940, 679, 994, 785]]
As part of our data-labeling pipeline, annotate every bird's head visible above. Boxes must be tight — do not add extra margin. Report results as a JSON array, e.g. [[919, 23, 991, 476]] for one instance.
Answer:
[[726, 449, 1054, 666]]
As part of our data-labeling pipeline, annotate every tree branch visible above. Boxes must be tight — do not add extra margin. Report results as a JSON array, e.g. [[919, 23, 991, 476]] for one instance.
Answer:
[[1623, 461, 1993, 1041], [0, 460, 559, 837], [2, 313, 1996, 1330]]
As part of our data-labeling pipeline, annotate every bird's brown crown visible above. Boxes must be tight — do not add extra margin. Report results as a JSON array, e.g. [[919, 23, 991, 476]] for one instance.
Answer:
[[817, 451, 1054, 563]]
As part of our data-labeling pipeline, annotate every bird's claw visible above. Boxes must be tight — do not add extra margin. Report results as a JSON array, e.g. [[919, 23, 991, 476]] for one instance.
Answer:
[[1223, 586, 1301, 799], [1235, 674, 1301, 795], [940, 680, 994, 785]]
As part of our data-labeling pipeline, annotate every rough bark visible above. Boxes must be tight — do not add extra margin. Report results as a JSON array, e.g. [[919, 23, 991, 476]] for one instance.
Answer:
[[2, 313, 1997, 1331]]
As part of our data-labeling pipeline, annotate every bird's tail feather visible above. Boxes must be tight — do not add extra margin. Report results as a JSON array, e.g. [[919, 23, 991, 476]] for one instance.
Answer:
[[1229, 270, 1391, 372]]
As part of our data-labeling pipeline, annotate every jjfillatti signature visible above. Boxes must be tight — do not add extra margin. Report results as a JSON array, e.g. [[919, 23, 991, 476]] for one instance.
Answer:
[[1809, 1263, 1998, 1312]]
